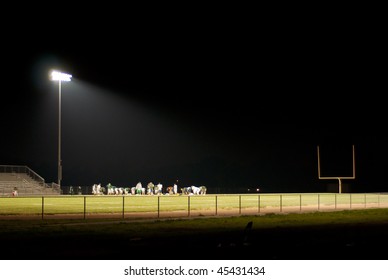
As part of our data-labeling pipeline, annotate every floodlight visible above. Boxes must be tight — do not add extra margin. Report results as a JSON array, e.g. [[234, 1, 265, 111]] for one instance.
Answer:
[[50, 70, 72, 187], [51, 70, 72, 81]]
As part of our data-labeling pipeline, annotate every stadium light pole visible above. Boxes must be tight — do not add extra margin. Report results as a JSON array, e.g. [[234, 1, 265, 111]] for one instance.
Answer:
[[50, 70, 72, 188]]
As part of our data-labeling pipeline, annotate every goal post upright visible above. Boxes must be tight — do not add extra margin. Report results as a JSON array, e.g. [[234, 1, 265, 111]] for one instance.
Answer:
[[317, 145, 355, 194]]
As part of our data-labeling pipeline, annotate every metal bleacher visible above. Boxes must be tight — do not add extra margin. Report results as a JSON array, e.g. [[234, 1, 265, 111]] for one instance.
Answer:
[[0, 165, 61, 196]]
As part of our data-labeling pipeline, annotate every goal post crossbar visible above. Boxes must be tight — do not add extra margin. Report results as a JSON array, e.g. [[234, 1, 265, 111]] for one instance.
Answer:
[[317, 145, 356, 193]]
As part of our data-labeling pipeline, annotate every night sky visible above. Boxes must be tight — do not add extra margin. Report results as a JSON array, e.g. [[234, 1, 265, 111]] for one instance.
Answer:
[[2, 10, 386, 193]]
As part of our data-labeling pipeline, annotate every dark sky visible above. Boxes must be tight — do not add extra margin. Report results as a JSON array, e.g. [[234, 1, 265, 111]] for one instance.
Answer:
[[2, 9, 386, 193]]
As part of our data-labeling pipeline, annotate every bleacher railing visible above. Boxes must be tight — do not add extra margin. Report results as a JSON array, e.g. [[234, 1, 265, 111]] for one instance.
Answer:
[[0, 165, 45, 185], [0, 165, 55, 196]]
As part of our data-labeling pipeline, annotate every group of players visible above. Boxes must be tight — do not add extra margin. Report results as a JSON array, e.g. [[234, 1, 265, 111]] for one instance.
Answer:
[[91, 181, 207, 196]]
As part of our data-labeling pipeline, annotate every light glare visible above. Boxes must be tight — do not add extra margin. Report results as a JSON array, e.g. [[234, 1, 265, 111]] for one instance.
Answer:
[[51, 70, 72, 81]]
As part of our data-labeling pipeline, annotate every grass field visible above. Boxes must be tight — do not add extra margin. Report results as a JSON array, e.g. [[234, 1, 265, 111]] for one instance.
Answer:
[[1, 193, 387, 219]]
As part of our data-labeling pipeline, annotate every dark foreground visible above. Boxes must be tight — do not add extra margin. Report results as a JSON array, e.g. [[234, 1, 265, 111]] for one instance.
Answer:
[[1, 216, 388, 260]]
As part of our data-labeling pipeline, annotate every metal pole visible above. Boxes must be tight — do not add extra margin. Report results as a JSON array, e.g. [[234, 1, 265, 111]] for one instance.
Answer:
[[300, 194, 302, 212], [122, 196, 125, 219], [215, 195, 218, 215], [318, 194, 320, 211], [42, 196, 44, 220], [58, 80, 62, 187], [188, 195, 190, 217], [338, 178, 342, 194], [239, 195, 241, 214], [157, 196, 160, 218], [83, 196, 86, 219], [280, 195, 282, 212], [350, 193, 352, 209]]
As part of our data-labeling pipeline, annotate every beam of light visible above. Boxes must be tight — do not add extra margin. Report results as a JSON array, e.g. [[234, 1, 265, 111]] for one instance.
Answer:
[[51, 70, 72, 81]]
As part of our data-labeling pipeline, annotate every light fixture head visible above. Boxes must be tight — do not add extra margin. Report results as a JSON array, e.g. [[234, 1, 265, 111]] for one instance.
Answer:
[[51, 70, 72, 81]]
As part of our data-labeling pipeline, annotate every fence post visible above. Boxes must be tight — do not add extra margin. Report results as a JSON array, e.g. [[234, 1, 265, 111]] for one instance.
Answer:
[[300, 194, 302, 212], [350, 193, 352, 209], [318, 194, 320, 211], [158, 196, 160, 218], [41, 196, 44, 220], [215, 195, 218, 216], [122, 196, 125, 219], [280, 195, 282, 212], [258, 194, 260, 213], [84, 196, 86, 220], [188, 195, 190, 217], [239, 195, 241, 214]]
